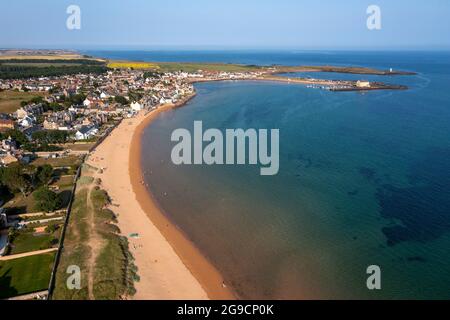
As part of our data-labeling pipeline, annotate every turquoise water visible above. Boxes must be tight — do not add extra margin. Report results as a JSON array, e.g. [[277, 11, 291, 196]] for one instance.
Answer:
[[139, 52, 450, 299]]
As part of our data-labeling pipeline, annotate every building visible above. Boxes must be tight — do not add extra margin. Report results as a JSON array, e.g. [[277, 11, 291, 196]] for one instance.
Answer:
[[15, 104, 44, 119], [43, 119, 60, 130], [1, 136, 18, 152], [19, 115, 35, 128], [75, 125, 98, 140], [356, 80, 371, 88], [130, 101, 143, 111], [0, 152, 19, 166], [0, 229, 9, 257], [0, 212, 7, 229]]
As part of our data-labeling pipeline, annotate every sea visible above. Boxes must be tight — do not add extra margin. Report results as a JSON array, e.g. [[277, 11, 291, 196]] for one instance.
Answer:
[[86, 50, 450, 299]]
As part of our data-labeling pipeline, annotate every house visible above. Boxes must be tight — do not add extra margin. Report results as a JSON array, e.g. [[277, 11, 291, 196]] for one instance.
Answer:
[[0, 119, 15, 132], [100, 92, 112, 99], [356, 80, 371, 88], [43, 119, 59, 130], [1, 136, 18, 152], [83, 98, 93, 107], [0, 212, 7, 229], [160, 97, 173, 104], [130, 101, 143, 111], [75, 125, 98, 140], [22, 125, 40, 140], [0, 229, 9, 257], [15, 104, 44, 119], [19, 115, 35, 128], [0, 152, 18, 166]]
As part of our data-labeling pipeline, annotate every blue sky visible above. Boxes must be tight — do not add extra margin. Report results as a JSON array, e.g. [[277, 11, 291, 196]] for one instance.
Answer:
[[1, 0, 449, 50]]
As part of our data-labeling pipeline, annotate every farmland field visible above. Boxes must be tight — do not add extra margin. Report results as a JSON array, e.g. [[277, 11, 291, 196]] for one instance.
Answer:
[[0, 90, 45, 113], [107, 61, 159, 69]]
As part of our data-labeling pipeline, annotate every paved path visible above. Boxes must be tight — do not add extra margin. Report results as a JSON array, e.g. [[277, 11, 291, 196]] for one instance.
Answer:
[[7, 290, 48, 300], [0, 248, 58, 261]]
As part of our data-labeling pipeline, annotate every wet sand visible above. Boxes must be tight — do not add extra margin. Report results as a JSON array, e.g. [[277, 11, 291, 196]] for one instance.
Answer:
[[89, 97, 234, 300]]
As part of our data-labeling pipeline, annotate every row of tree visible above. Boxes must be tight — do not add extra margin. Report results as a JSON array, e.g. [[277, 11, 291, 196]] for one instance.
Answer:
[[0, 129, 69, 152], [0, 65, 108, 80]]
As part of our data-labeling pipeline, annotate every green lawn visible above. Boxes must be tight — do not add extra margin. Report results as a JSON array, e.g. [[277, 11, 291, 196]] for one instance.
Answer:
[[4, 187, 72, 214], [9, 231, 58, 255], [3, 192, 38, 214], [0, 252, 55, 299], [52, 175, 75, 189], [59, 142, 95, 152], [31, 155, 82, 168]]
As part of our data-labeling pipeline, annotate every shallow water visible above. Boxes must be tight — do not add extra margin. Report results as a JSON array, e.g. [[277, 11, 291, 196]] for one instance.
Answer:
[[138, 51, 450, 299]]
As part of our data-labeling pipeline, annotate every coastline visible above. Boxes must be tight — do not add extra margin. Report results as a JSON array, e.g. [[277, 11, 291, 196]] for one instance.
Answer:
[[89, 93, 235, 300], [129, 95, 236, 300]]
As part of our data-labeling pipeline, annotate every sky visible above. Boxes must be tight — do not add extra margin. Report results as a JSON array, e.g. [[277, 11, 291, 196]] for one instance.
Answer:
[[1, 0, 450, 50]]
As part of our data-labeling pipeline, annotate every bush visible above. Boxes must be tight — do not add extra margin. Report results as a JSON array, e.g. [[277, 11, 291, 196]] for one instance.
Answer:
[[45, 223, 59, 233]]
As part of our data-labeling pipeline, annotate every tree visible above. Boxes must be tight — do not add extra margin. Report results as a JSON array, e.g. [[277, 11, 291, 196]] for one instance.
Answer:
[[47, 102, 64, 112], [114, 95, 128, 105], [32, 130, 70, 144], [35, 164, 53, 186], [33, 187, 62, 212], [0, 165, 31, 196], [0, 129, 28, 147], [29, 96, 43, 104]]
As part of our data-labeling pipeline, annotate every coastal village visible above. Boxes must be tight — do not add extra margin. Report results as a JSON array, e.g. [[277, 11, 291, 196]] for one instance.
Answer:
[[0, 65, 270, 299], [0, 55, 412, 299]]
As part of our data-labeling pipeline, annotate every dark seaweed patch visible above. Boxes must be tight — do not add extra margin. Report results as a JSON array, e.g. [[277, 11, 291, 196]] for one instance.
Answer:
[[359, 167, 377, 182], [376, 148, 450, 246], [407, 256, 427, 263]]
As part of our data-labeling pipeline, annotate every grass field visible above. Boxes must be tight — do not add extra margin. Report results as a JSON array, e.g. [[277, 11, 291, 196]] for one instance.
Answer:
[[31, 155, 82, 168], [0, 54, 82, 60], [52, 175, 75, 189], [106, 60, 263, 73], [9, 231, 59, 255], [0, 252, 55, 299], [0, 54, 104, 62], [59, 142, 95, 152], [107, 61, 159, 69], [4, 186, 72, 214], [156, 62, 263, 73], [0, 90, 45, 113], [53, 166, 137, 300]]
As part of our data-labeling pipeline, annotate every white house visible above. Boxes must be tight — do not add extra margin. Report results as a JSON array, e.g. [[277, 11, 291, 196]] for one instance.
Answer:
[[356, 80, 371, 88], [159, 97, 173, 105], [83, 98, 95, 107], [100, 92, 110, 99], [130, 101, 143, 111], [75, 125, 98, 140], [19, 115, 35, 128]]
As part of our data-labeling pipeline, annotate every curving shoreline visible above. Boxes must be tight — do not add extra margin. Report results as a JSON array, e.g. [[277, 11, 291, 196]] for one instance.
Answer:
[[128, 95, 236, 300], [88, 93, 234, 299]]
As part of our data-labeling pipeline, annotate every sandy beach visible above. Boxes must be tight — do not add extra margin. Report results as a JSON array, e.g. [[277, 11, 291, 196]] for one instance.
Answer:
[[87, 97, 235, 300]]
